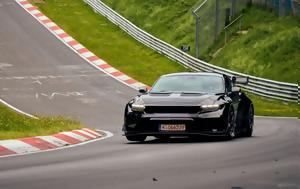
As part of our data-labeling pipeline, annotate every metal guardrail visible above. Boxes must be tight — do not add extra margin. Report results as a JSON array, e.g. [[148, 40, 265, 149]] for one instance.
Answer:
[[84, 0, 299, 103]]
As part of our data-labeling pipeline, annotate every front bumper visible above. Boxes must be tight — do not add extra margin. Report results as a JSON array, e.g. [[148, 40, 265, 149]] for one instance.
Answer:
[[123, 109, 228, 137]]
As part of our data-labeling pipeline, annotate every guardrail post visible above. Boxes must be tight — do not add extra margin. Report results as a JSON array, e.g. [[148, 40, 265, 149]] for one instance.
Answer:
[[231, 0, 236, 19], [225, 30, 227, 44], [239, 16, 242, 31]]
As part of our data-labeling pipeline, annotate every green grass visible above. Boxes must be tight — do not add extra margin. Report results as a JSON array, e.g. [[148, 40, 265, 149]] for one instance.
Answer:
[[0, 103, 83, 140], [247, 93, 299, 117], [102, 0, 300, 84], [30, 0, 299, 117], [210, 8, 300, 83], [33, 0, 187, 85], [102, 0, 199, 59]]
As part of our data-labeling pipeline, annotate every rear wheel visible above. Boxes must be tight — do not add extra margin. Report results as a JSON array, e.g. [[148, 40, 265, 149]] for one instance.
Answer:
[[126, 135, 146, 142], [242, 104, 254, 137]]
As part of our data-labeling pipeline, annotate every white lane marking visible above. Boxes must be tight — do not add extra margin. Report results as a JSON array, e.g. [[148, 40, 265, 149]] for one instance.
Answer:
[[54, 29, 65, 35], [63, 36, 74, 43], [117, 75, 130, 81], [60, 132, 88, 141], [72, 44, 84, 50], [48, 75, 57, 79], [0, 130, 114, 158], [105, 67, 118, 74], [38, 15, 48, 21], [30, 10, 40, 15], [0, 63, 12, 69], [81, 51, 94, 58], [132, 82, 146, 88], [75, 130, 97, 138], [22, 3, 32, 9], [37, 136, 70, 147], [93, 59, 106, 66], [0, 140, 40, 154], [13, 76, 28, 79], [45, 22, 56, 28], [0, 98, 37, 119], [40, 91, 86, 100], [31, 76, 47, 79], [32, 80, 42, 85]]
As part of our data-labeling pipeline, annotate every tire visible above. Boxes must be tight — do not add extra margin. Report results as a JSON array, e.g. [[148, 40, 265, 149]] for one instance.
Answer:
[[126, 135, 146, 142], [242, 104, 254, 137], [225, 107, 236, 140]]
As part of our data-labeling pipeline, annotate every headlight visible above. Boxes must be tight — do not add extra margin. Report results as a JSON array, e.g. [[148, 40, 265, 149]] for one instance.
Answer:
[[131, 104, 145, 112], [201, 104, 220, 112], [131, 99, 145, 112]]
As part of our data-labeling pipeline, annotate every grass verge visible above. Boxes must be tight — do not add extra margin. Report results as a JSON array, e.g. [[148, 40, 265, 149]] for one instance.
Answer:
[[30, 0, 299, 117], [102, 0, 300, 84], [0, 103, 83, 140], [209, 7, 300, 83], [247, 94, 299, 117]]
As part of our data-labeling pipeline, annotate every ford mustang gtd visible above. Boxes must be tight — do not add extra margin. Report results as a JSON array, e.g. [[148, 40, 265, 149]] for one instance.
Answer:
[[123, 73, 254, 142]]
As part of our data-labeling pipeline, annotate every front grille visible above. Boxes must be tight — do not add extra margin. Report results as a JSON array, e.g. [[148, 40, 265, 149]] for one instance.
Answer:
[[144, 106, 200, 114]]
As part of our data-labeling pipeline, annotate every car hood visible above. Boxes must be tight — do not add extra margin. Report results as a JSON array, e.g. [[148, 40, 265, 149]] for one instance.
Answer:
[[137, 93, 223, 106]]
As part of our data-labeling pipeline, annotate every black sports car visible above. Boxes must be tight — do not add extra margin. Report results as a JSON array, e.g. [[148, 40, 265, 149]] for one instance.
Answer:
[[123, 72, 254, 142]]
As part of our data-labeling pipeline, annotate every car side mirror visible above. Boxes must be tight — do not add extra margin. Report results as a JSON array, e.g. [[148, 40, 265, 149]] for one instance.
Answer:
[[232, 86, 241, 93], [138, 87, 148, 94], [232, 76, 249, 85]]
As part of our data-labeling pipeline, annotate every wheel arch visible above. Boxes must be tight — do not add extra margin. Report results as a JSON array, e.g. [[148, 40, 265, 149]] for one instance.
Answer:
[[236, 93, 254, 133]]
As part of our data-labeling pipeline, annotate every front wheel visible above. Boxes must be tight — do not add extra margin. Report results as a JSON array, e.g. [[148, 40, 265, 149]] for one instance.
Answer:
[[225, 107, 236, 140], [126, 135, 146, 142]]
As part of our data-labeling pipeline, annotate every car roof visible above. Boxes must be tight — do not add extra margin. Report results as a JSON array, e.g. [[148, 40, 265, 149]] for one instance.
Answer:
[[162, 72, 224, 78]]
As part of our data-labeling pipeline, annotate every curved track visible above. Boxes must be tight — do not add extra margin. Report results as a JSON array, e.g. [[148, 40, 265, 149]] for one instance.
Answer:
[[0, 0, 299, 188]]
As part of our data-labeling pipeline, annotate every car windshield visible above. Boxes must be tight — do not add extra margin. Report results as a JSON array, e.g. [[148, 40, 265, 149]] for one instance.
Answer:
[[151, 75, 225, 94]]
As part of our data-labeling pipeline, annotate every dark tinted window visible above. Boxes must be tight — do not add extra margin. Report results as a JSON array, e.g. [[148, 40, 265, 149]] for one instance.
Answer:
[[151, 75, 225, 94]]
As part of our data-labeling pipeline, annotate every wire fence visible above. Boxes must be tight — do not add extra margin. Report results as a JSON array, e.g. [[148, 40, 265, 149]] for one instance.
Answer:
[[251, 0, 300, 16], [192, 0, 299, 58], [192, 0, 249, 58]]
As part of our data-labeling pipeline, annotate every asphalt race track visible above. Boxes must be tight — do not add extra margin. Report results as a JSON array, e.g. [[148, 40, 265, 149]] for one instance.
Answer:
[[0, 0, 299, 188]]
